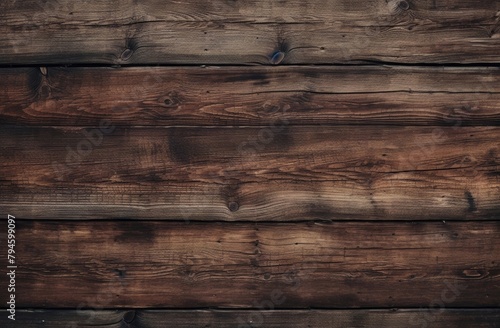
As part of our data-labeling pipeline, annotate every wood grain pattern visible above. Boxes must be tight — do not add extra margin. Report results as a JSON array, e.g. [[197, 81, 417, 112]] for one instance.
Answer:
[[1, 66, 500, 126], [1, 125, 500, 220], [0, 220, 498, 308], [1, 0, 499, 64], [1, 0, 499, 322], [2, 309, 500, 327]]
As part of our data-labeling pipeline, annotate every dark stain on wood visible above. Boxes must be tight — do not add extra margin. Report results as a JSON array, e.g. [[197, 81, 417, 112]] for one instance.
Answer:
[[464, 191, 477, 212], [114, 268, 127, 279], [144, 172, 164, 182], [167, 129, 196, 164], [223, 73, 269, 85], [27, 67, 43, 99], [306, 202, 333, 219], [113, 222, 156, 244]]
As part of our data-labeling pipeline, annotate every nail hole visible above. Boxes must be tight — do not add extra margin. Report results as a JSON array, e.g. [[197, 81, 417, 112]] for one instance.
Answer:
[[161, 92, 180, 108], [399, 0, 410, 10], [228, 201, 239, 212], [120, 48, 134, 61], [270, 51, 285, 65], [114, 269, 126, 279], [123, 311, 136, 323]]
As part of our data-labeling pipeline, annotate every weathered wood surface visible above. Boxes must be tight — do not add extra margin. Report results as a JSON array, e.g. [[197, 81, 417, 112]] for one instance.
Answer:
[[1, 66, 500, 126], [1, 0, 499, 324], [1, 125, 499, 220], [0, 220, 498, 308], [2, 309, 500, 327], [1, 0, 500, 64]]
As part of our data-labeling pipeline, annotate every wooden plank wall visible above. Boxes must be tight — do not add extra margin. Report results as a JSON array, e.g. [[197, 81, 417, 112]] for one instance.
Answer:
[[0, 0, 499, 327]]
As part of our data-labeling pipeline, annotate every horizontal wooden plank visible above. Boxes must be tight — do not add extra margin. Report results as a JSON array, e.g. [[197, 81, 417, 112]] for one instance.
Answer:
[[0, 220, 498, 308], [0, 310, 123, 328], [1, 66, 500, 126], [1, 0, 499, 64], [1, 125, 500, 220], [2, 309, 500, 327]]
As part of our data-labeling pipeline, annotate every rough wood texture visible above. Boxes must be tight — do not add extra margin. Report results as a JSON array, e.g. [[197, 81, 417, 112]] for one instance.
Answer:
[[0, 220, 498, 308], [2, 309, 500, 327], [1, 0, 499, 64], [1, 66, 500, 126], [0, 310, 123, 328], [1, 125, 499, 220], [1, 0, 500, 324]]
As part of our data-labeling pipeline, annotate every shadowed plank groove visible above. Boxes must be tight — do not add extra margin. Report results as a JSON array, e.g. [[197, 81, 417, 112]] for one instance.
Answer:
[[0, 220, 498, 308], [1, 125, 500, 220], [1, 66, 500, 126], [1, 309, 500, 327], [0, 0, 499, 64]]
